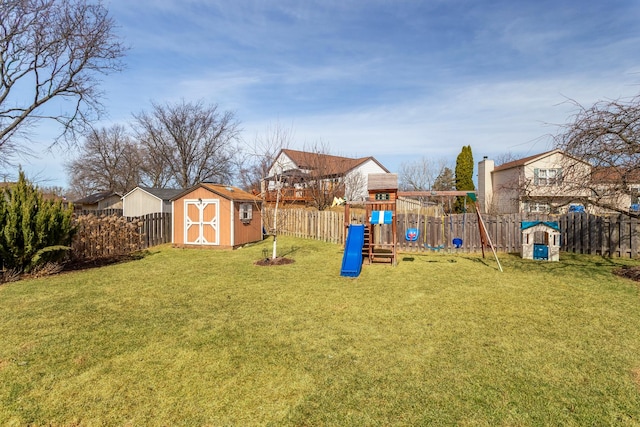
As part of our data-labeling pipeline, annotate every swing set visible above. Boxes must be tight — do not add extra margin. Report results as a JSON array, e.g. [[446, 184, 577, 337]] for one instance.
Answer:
[[398, 190, 502, 272], [401, 192, 467, 250]]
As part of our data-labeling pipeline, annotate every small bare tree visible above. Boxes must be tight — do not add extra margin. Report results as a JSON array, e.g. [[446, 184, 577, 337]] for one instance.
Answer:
[[0, 0, 126, 167], [238, 143, 276, 194], [247, 124, 293, 260], [344, 170, 367, 202]]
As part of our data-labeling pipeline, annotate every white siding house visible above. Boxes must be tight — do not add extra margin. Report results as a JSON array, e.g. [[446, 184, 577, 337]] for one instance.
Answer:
[[478, 149, 601, 214], [122, 186, 183, 217], [263, 149, 390, 202]]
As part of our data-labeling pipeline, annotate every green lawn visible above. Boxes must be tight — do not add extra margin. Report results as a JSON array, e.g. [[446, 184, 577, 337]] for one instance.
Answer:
[[1, 237, 640, 426]]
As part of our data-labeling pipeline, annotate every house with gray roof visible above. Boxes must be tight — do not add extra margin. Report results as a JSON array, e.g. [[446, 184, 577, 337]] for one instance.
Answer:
[[73, 191, 123, 211]]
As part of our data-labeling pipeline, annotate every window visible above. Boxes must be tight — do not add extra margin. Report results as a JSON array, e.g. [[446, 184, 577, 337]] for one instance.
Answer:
[[534, 168, 562, 186], [527, 202, 550, 213], [239, 203, 252, 222]]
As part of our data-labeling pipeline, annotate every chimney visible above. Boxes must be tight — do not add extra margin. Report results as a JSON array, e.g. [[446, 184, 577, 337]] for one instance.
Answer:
[[477, 156, 494, 214]]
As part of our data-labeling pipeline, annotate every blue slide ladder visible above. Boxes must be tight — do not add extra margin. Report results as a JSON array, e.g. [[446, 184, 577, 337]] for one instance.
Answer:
[[341, 224, 365, 277]]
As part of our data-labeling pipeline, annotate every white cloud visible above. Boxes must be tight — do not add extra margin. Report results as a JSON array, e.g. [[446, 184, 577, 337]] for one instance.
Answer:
[[244, 72, 640, 172]]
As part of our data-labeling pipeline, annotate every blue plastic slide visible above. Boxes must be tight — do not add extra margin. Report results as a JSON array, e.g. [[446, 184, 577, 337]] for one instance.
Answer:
[[341, 224, 365, 277]]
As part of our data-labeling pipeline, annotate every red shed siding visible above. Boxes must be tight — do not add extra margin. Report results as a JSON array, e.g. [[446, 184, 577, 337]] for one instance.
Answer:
[[233, 202, 263, 246], [172, 185, 262, 249]]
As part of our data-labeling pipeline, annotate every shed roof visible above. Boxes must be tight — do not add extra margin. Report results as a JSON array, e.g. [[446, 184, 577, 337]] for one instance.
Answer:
[[73, 190, 122, 205], [172, 182, 262, 202], [129, 186, 184, 201]]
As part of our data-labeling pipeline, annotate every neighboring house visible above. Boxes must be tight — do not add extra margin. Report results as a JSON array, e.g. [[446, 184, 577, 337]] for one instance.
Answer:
[[171, 182, 262, 249], [590, 167, 640, 213], [122, 186, 183, 217], [478, 148, 640, 215], [73, 191, 123, 211], [262, 149, 390, 203], [478, 149, 593, 214]]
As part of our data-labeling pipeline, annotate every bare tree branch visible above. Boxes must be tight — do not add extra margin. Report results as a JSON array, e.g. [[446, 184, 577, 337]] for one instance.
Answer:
[[552, 94, 640, 216], [65, 124, 141, 196], [133, 99, 240, 189], [399, 157, 451, 191], [249, 123, 293, 259], [0, 0, 127, 165]]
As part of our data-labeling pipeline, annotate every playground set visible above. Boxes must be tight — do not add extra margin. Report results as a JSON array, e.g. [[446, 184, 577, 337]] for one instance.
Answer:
[[340, 174, 504, 277]]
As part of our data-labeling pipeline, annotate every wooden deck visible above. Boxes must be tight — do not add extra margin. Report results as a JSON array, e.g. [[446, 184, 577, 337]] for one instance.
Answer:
[[262, 188, 345, 203]]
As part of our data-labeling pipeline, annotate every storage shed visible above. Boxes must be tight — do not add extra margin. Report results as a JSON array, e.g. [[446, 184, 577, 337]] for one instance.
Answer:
[[122, 186, 182, 217], [171, 183, 262, 249], [73, 191, 122, 211], [521, 221, 560, 261]]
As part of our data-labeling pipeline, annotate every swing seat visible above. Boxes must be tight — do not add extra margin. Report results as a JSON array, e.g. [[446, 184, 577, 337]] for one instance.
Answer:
[[406, 228, 419, 241], [452, 237, 463, 248], [426, 243, 445, 251]]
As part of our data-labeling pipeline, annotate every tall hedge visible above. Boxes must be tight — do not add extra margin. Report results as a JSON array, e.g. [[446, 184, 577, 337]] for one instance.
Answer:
[[0, 172, 75, 272], [454, 145, 475, 213]]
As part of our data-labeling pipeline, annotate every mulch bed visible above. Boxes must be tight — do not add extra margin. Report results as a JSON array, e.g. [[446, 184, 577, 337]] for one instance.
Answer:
[[254, 257, 295, 267], [613, 266, 640, 282], [1, 255, 141, 284], [61, 254, 145, 273]]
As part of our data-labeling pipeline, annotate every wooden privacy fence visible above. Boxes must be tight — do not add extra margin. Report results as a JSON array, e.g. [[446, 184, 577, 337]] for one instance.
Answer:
[[264, 207, 640, 258], [71, 212, 171, 260], [558, 213, 640, 257], [136, 212, 172, 248], [264, 208, 356, 244]]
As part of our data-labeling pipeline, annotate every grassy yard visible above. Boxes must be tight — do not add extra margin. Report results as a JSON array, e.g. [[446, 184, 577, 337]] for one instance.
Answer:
[[1, 237, 640, 426]]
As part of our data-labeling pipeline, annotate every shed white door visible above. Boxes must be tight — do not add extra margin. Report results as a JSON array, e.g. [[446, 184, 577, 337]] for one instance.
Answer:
[[184, 199, 219, 245]]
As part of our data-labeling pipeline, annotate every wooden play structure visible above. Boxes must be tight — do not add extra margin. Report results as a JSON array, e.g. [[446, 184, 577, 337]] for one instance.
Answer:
[[343, 175, 503, 271], [365, 174, 399, 265], [342, 174, 398, 267], [521, 221, 560, 262]]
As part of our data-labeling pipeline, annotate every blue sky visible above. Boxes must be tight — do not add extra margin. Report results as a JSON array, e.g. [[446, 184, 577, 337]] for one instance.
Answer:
[[19, 0, 640, 187]]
